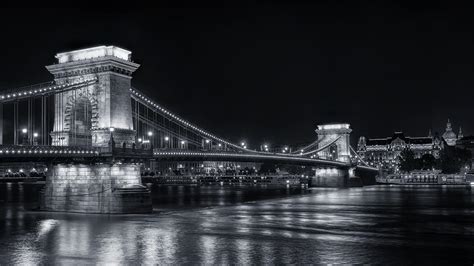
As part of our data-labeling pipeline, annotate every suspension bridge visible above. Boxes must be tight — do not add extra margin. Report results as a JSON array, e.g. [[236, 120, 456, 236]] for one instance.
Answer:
[[0, 46, 377, 213]]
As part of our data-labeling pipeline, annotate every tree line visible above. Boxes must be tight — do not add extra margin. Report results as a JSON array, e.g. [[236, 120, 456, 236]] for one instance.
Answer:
[[399, 147, 472, 174]]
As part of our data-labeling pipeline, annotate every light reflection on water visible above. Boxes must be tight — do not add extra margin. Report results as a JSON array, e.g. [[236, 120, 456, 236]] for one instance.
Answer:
[[0, 184, 473, 264]]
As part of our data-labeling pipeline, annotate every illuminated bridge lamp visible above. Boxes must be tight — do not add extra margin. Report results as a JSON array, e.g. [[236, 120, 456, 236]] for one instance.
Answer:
[[147, 131, 153, 137], [164, 136, 169, 141]]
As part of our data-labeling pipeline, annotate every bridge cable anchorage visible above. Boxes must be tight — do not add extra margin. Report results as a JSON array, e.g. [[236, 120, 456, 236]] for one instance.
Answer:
[[0, 78, 98, 103]]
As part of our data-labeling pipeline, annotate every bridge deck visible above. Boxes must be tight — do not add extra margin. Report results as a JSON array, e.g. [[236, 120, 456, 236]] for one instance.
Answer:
[[0, 145, 372, 169]]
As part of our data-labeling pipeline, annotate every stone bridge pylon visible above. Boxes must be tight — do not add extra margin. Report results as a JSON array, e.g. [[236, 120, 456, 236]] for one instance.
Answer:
[[42, 46, 151, 214], [315, 123, 352, 163], [47, 46, 139, 147]]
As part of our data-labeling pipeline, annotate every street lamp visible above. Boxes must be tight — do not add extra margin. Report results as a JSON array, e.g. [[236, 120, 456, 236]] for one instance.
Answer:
[[163, 136, 170, 149], [33, 132, 38, 146], [109, 127, 115, 148], [21, 128, 27, 145], [146, 131, 154, 149]]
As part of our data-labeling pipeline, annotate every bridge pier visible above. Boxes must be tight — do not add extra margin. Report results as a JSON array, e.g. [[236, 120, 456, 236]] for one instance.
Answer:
[[311, 167, 349, 187], [41, 163, 151, 214], [310, 167, 377, 187]]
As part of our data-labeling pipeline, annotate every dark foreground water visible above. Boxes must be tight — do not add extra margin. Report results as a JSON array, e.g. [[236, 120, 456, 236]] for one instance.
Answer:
[[1, 183, 474, 264]]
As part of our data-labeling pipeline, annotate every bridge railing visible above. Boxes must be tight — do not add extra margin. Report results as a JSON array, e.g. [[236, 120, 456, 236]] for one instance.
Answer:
[[0, 81, 54, 97], [0, 145, 98, 156], [96, 146, 154, 157]]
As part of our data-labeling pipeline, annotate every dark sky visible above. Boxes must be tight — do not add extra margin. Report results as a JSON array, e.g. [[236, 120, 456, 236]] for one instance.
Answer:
[[0, 3, 472, 147]]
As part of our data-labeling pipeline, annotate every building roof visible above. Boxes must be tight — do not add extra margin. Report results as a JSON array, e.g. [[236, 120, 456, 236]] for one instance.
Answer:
[[366, 132, 433, 146]]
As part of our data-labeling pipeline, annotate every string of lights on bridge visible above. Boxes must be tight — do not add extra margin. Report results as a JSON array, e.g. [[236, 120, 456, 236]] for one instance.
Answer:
[[130, 88, 251, 152], [0, 146, 98, 156], [130, 88, 342, 158], [0, 78, 98, 103]]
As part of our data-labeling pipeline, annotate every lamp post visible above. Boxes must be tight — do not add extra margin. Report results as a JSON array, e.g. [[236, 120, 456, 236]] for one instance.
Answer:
[[147, 131, 153, 150], [33, 132, 38, 146], [109, 127, 115, 149], [164, 136, 169, 149], [21, 128, 27, 145]]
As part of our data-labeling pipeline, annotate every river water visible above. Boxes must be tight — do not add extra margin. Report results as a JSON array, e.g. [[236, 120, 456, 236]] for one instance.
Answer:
[[0, 183, 473, 264]]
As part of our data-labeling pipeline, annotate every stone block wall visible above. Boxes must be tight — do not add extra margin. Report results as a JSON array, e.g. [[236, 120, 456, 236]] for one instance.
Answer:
[[41, 163, 151, 214], [311, 168, 349, 187]]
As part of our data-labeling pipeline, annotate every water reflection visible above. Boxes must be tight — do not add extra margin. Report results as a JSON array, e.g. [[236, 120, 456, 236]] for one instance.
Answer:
[[0, 184, 473, 264]]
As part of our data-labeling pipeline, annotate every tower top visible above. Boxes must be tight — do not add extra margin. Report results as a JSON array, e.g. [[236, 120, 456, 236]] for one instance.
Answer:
[[55, 45, 131, 64]]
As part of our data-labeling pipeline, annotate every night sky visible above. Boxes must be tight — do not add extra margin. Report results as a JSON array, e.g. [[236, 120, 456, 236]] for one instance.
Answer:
[[0, 4, 472, 148]]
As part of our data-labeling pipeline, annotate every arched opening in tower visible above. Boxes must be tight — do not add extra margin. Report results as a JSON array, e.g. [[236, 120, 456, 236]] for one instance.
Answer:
[[70, 97, 92, 146]]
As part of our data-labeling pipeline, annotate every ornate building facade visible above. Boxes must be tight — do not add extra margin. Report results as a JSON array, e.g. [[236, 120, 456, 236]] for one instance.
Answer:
[[357, 120, 463, 172]]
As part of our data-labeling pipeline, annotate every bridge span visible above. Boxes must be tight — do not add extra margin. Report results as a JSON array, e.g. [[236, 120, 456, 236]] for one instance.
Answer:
[[0, 45, 378, 214]]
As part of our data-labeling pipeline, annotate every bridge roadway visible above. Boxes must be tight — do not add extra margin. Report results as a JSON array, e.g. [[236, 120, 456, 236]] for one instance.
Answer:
[[0, 145, 376, 170]]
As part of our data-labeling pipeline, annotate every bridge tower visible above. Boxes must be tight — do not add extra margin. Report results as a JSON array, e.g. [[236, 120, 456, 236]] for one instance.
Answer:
[[47, 46, 139, 147], [315, 123, 352, 163]]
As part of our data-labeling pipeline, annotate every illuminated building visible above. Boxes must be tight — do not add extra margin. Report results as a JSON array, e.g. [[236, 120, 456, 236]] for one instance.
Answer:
[[357, 132, 443, 172], [442, 119, 461, 146], [357, 120, 464, 172]]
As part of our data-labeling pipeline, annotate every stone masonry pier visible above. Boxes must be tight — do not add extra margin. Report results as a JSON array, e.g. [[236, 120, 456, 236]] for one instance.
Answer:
[[41, 163, 151, 214]]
